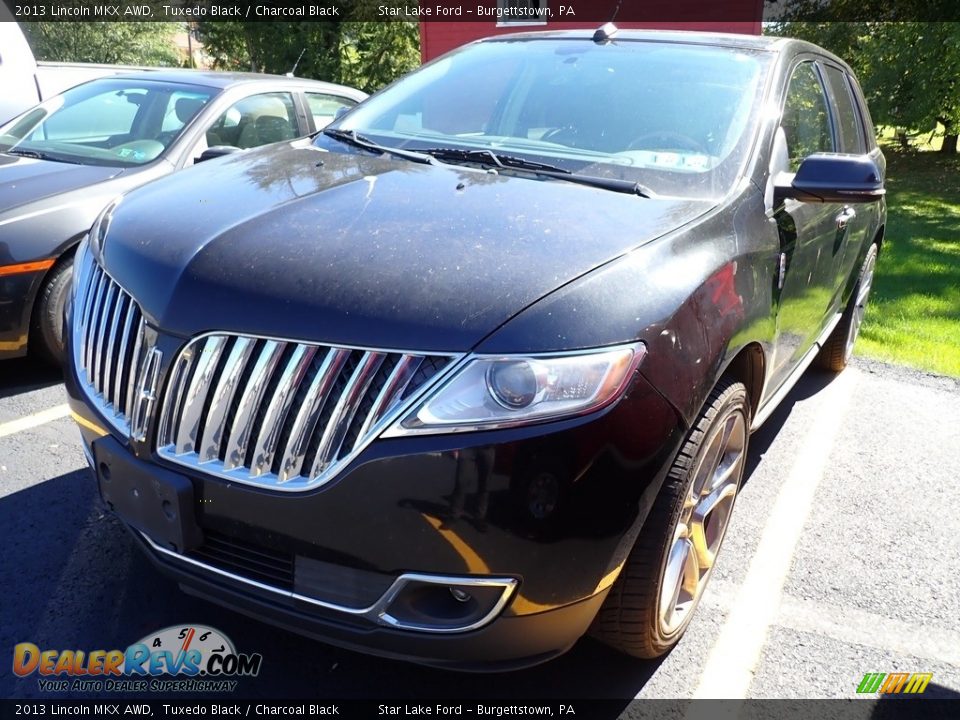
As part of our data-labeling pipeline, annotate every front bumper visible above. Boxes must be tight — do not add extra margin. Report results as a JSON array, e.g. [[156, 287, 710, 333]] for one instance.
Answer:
[[65, 316, 684, 667], [128, 521, 610, 671]]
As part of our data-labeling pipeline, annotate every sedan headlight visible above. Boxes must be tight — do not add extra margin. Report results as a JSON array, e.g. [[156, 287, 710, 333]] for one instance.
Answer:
[[386, 342, 645, 436]]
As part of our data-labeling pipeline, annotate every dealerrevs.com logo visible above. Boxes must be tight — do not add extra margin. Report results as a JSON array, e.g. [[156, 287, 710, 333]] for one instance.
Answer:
[[13, 625, 262, 693]]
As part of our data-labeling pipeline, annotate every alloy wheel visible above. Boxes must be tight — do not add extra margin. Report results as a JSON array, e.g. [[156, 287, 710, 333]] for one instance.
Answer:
[[658, 407, 747, 636]]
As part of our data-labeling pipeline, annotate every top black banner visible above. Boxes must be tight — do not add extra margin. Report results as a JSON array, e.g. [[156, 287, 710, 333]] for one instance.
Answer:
[[2, 0, 960, 23]]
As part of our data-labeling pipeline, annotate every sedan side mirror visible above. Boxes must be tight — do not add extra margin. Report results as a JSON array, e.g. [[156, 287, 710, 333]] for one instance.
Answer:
[[197, 145, 241, 163], [774, 153, 885, 205]]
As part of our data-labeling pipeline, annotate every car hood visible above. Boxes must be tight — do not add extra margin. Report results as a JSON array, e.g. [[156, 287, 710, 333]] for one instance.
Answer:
[[103, 142, 713, 352], [0, 153, 124, 214]]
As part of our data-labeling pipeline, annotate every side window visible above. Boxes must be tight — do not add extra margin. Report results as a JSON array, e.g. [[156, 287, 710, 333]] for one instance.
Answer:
[[824, 66, 864, 154], [781, 62, 835, 171], [202, 92, 298, 153], [305, 93, 357, 129], [847, 74, 877, 150]]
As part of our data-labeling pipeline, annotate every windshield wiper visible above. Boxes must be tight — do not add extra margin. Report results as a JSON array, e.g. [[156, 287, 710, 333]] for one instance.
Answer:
[[323, 128, 437, 166], [548, 172, 654, 198], [421, 147, 571, 174], [420, 147, 653, 198], [5, 148, 80, 164]]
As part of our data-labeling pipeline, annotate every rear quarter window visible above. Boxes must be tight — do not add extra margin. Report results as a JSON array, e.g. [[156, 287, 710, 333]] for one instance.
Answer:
[[823, 65, 865, 154]]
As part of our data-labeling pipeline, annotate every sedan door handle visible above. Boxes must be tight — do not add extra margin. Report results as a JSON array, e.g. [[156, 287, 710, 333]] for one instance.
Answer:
[[836, 207, 857, 231]]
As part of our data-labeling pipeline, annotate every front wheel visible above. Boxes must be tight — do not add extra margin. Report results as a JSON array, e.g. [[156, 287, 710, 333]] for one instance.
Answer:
[[591, 378, 750, 658], [817, 243, 879, 372]]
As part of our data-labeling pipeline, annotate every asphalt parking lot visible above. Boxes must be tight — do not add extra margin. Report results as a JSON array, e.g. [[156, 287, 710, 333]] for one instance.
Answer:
[[2, 355, 959, 709]]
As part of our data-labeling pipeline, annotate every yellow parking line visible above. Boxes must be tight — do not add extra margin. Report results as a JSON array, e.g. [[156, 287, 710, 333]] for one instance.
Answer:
[[70, 410, 108, 437], [0, 404, 71, 439], [691, 369, 860, 700]]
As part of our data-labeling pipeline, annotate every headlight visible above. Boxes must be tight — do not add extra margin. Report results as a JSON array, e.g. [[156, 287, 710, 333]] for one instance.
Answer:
[[89, 197, 121, 254], [385, 342, 645, 436]]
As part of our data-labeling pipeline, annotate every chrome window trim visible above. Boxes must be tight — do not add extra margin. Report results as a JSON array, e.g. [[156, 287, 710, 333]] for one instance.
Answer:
[[139, 531, 517, 634]]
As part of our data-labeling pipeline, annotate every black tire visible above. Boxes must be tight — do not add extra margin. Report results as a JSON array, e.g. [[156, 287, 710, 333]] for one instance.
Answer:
[[816, 243, 879, 373], [591, 378, 750, 658], [30, 255, 73, 366]]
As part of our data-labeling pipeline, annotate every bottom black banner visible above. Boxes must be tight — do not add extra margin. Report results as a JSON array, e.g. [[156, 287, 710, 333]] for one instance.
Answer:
[[1, 700, 958, 720]]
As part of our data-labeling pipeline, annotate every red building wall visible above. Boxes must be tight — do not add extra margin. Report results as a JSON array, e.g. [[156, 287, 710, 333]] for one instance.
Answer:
[[419, 1, 764, 62]]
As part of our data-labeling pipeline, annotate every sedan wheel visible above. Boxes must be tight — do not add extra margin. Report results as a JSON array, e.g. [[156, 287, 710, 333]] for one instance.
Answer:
[[591, 378, 750, 658], [30, 255, 73, 366]]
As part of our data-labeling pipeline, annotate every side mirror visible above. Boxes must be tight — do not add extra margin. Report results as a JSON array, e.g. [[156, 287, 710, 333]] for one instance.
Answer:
[[774, 153, 885, 205], [197, 145, 241, 163]]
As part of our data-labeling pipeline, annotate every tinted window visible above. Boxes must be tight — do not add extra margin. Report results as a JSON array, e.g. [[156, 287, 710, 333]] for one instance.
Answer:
[[824, 65, 864, 154], [782, 62, 835, 171]]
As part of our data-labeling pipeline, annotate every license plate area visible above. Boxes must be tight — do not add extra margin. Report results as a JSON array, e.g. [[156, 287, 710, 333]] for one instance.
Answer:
[[94, 435, 203, 553]]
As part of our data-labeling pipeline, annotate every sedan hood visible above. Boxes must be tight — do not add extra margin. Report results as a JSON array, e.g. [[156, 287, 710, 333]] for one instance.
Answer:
[[103, 142, 713, 352], [0, 153, 123, 213]]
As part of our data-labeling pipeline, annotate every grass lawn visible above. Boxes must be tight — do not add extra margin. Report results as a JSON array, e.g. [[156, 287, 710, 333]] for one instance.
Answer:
[[856, 144, 960, 377]]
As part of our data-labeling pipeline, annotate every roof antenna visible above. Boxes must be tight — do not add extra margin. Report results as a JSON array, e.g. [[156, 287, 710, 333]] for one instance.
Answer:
[[286, 48, 306, 78], [593, 0, 622, 44]]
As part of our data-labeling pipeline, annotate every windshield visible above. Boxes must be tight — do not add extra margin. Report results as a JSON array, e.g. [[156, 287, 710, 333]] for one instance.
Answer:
[[327, 39, 772, 200], [0, 78, 218, 167]]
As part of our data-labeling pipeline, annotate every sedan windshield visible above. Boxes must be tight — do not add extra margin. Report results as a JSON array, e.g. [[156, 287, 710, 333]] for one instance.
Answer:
[[0, 78, 217, 167], [328, 39, 772, 200]]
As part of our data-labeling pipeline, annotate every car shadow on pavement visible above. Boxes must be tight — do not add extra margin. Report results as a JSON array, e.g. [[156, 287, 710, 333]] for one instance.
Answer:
[[0, 466, 661, 709], [0, 357, 63, 400], [742, 367, 841, 485]]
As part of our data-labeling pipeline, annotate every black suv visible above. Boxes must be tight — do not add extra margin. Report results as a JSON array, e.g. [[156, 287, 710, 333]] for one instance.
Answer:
[[66, 29, 885, 670]]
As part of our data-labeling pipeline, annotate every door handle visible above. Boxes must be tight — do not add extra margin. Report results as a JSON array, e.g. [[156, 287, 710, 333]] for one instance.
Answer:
[[836, 207, 857, 231]]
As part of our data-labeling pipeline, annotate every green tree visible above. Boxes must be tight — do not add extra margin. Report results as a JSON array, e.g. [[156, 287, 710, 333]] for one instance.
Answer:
[[196, 20, 419, 93], [23, 22, 180, 66], [767, 20, 960, 154], [196, 22, 343, 82], [338, 22, 419, 93]]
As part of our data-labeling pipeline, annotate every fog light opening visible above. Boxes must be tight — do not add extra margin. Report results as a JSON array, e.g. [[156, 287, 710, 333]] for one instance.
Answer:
[[379, 576, 516, 632], [450, 587, 471, 603]]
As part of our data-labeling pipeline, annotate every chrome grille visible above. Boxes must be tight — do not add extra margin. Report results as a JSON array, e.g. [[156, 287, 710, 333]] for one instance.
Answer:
[[72, 244, 149, 436], [157, 334, 455, 491]]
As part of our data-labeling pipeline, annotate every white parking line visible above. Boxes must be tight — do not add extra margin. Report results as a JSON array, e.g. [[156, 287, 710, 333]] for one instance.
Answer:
[[0, 404, 71, 438], [778, 595, 960, 667], [698, 586, 960, 668], [692, 368, 860, 699]]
